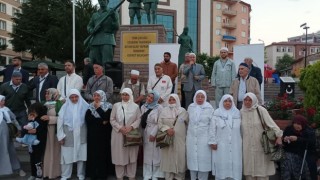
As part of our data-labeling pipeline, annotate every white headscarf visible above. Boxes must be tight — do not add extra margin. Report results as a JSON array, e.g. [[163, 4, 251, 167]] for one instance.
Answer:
[[214, 94, 240, 129], [165, 94, 182, 118], [0, 95, 12, 124], [120, 88, 135, 124], [58, 89, 89, 131], [241, 92, 259, 111], [189, 90, 213, 121], [89, 90, 112, 118]]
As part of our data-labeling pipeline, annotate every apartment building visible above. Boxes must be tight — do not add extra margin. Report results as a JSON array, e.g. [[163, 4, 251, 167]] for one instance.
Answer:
[[0, 0, 29, 66], [265, 42, 320, 68], [212, 0, 251, 56]]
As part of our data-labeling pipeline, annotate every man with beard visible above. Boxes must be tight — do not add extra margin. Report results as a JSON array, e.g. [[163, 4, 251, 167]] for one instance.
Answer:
[[160, 52, 178, 93], [211, 47, 236, 108], [0, 56, 29, 84]]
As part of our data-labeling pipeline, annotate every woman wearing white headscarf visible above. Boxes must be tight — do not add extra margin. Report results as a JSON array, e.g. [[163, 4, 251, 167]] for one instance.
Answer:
[[241, 92, 282, 180], [42, 88, 62, 179], [159, 94, 189, 180], [110, 88, 141, 180], [57, 89, 89, 180], [85, 90, 114, 179], [141, 90, 164, 180], [0, 95, 25, 176], [210, 94, 242, 180], [186, 90, 215, 180]]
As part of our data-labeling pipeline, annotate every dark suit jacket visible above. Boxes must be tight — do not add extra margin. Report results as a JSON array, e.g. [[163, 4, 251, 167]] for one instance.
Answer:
[[249, 65, 263, 85], [28, 74, 59, 102], [0, 65, 29, 84]]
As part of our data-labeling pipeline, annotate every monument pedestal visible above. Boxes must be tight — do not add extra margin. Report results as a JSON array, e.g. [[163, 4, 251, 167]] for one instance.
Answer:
[[114, 24, 167, 83]]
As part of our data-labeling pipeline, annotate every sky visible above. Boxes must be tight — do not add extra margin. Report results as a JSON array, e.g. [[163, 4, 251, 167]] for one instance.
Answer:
[[245, 0, 320, 45], [92, 0, 320, 45]]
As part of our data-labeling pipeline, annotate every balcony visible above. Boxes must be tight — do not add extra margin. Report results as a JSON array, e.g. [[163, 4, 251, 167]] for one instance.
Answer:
[[222, 22, 237, 29], [222, 35, 236, 42], [222, 9, 237, 16]]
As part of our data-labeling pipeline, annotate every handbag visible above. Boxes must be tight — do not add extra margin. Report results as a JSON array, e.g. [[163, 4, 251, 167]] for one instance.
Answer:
[[122, 106, 142, 147], [7, 123, 18, 139], [271, 146, 285, 162], [257, 108, 277, 154], [156, 115, 178, 149]]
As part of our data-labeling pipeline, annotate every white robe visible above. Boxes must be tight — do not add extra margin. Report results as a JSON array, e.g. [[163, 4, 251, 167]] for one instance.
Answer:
[[210, 112, 242, 179], [186, 103, 214, 172], [147, 75, 172, 107]]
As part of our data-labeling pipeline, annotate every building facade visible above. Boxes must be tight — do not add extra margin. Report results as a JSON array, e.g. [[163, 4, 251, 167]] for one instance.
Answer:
[[265, 42, 320, 68], [112, 0, 251, 56], [0, 0, 30, 66], [211, 0, 251, 56], [288, 31, 320, 43]]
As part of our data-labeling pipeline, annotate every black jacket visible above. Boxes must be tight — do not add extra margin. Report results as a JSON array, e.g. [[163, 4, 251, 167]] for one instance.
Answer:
[[28, 75, 59, 102], [0, 65, 29, 84]]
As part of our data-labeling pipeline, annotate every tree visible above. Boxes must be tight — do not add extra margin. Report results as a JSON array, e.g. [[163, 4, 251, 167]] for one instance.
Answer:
[[275, 53, 294, 72], [10, 0, 97, 65], [196, 53, 220, 78]]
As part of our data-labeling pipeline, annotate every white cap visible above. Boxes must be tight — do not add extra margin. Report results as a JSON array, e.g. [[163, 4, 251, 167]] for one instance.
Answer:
[[130, 69, 140, 76], [220, 47, 229, 52]]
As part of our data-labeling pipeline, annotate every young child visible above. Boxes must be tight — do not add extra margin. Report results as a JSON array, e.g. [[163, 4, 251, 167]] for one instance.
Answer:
[[24, 103, 48, 180], [16, 116, 40, 153]]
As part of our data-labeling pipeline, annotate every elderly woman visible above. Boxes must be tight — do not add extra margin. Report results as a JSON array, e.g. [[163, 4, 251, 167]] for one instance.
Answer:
[[210, 94, 242, 180], [41, 88, 63, 179], [281, 115, 317, 180], [57, 89, 89, 180], [141, 90, 164, 180], [85, 90, 114, 179], [110, 88, 141, 180], [186, 90, 214, 180], [158, 94, 189, 180], [241, 92, 282, 180], [0, 95, 25, 177]]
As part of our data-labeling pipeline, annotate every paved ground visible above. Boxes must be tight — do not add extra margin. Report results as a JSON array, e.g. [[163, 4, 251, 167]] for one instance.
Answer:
[[0, 145, 281, 180]]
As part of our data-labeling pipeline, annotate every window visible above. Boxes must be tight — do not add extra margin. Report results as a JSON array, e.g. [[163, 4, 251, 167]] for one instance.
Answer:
[[310, 48, 314, 53], [241, 19, 246, 25], [241, 31, 246, 37], [276, 46, 281, 52], [0, 20, 6, 30], [282, 47, 286, 52], [215, 29, 221, 35], [216, 3, 221, 10], [12, 8, 20, 17], [316, 48, 320, 53], [0, 3, 6, 13], [242, 6, 247, 13], [215, 41, 221, 49], [288, 47, 292, 52], [216, 16, 221, 23], [0, 37, 6, 45], [224, 43, 229, 49]]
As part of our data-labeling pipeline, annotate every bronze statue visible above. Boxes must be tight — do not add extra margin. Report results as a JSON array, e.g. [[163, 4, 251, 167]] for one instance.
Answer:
[[127, 0, 143, 24], [178, 27, 193, 66], [85, 0, 123, 65], [143, 0, 158, 24]]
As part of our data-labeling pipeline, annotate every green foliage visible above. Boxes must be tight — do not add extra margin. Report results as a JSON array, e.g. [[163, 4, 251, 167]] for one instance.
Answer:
[[196, 53, 219, 78], [275, 54, 294, 72], [10, 0, 97, 65], [298, 61, 320, 109]]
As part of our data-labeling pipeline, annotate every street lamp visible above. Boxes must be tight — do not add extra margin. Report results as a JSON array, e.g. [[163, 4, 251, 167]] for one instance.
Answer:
[[300, 23, 310, 68], [258, 39, 264, 44]]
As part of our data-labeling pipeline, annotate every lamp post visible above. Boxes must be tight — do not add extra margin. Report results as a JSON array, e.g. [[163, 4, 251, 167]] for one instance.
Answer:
[[300, 23, 310, 68], [258, 39, 264, 44]]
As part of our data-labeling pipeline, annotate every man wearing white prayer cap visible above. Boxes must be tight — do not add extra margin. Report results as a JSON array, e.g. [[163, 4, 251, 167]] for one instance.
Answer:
[[120, 69, 146, 105], [211, 47, 236, 108]]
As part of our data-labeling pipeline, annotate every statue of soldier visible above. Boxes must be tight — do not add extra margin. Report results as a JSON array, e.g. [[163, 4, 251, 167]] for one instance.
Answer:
[[87, 0, 120, 65], [178, 27, 193, 66], [143, 0, 158, 24], [127, 0, 142, 24]]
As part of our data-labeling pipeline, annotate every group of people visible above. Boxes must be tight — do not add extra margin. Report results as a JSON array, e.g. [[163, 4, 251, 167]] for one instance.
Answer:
[[0, 47, 318, 180]]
